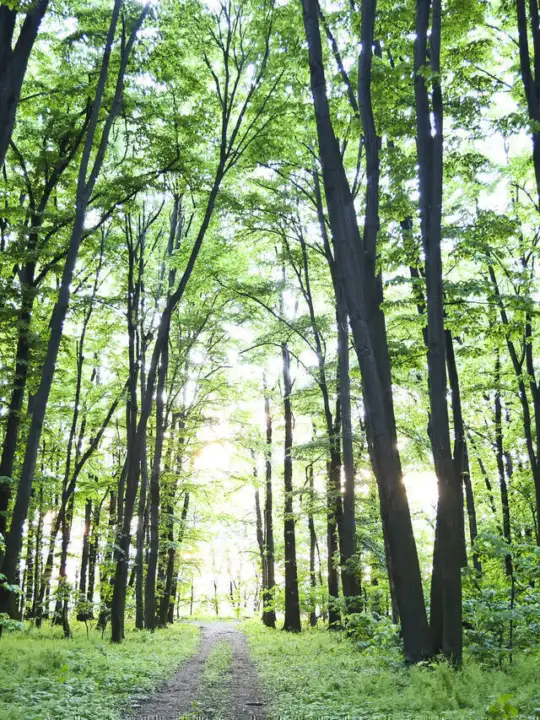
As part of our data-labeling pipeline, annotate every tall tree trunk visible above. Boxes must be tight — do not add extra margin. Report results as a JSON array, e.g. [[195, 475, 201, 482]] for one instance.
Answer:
[[282, 343, 301, 632], [0, 121, 87, 542], [301, 0, 431, 662], [145, 333, 169, 631], [76, 499, 92, 621], [23, 504, 35, 618], [326, 451, 341, 627], [337, 287, 361, 611], [30, 484, 44, 619], [87, 498, 101, 616], [166, 490, 189, 625], [414, 0, 462, 664], [287, 229, 345, 621], [262, 389, 276, 628], [254, 469, 266, 613], [410, 265, 477, 575], [489, 267, 540, 544], [307, 463, 318, 627], [445, 330, 480, 574], [111, 168, 228, 644], [0, 283, 34, 541], [134, 448, 148, 629], [495, 356, 514, 578], [53, 493, 74, 638], [97, 490, 117, 631], [158, 414, 183, 626]]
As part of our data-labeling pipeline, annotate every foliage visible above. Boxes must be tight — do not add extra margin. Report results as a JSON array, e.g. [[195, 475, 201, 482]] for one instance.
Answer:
[[0, 623, 200, 720], [243, 622, 540, 719]]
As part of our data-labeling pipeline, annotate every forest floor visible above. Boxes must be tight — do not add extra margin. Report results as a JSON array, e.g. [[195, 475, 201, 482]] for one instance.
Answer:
[[2, 619, 539, 719], [129, 621, 266, 720], [243, 622, 540, 719]]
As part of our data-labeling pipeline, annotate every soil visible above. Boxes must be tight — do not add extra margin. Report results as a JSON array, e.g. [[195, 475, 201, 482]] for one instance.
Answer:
[[128, 621, 267, 720]]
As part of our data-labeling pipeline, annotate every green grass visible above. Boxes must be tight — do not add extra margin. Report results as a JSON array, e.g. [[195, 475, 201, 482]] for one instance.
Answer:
[[185, 639, 233, 719], [242, 622, 540, 719], [0, 621, 200, 720]]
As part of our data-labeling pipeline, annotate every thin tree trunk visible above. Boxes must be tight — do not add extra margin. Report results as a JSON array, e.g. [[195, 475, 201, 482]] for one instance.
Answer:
[[326, 451, 341, 627], [166, 490, 189, 625], [111, 170, 227, 644], [489, 266, 540, 544], [23, 505, 35, 618], [97, 490, 116, 631], [282, 343, 301, 632], [145, 334, 169, 631], [285, 229, 345, 622], [53, 493, 74, 637], [87, 498, 101, 616], [262, 389, 276, 628], [76, 499, 92, 621], [307, 464, 318, 627], [446, 330, 480, 574], [158, 414, 183, 626], [495, 356, 514, 578], [0, 123, 88, 541], [337, 287, 361, 610], [31, 484, 44, 619], [254, 472, 266, 611]]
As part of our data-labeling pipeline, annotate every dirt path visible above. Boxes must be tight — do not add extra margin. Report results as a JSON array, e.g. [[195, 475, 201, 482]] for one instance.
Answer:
[[128, 621, 267, 720]]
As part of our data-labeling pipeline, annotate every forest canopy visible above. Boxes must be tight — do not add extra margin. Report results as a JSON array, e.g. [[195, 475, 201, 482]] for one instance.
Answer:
[[0, 0, 540, 716]]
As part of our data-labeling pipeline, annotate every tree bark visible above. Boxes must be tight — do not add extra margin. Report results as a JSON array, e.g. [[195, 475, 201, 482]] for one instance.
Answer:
[[414, 0, 462, 664], [516, 0, 540, 204], [282, 343, 301, 632], [0, 1, 49, 169], [488, 266, 540, 544], [301, 0, 431, 662], [76, 498, 92, 621], [262, 389, 276, 628], [495, 355, 514, 578], [307, 463, 318, 627], [97, 490, 117, 631], [337, 286, 361, 610], [144, 331, 169, 630], [87, 498, 101, 616], [446, 330, 480, 574], [166, 489, 189, 625]]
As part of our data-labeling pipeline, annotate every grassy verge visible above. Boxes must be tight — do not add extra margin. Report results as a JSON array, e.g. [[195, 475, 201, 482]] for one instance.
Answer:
[[185, 639, 233, 719], [0, 621, 200, 720], [243, 621, 540, 719]]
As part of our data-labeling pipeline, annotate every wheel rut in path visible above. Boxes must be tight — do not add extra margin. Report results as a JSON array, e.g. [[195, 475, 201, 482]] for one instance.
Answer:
[[128, 621, 267, 720]]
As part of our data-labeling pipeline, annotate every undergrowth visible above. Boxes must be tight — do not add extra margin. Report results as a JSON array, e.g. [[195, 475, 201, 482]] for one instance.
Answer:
[[0, 621, 200, 720], [243, 621, 540, 719]]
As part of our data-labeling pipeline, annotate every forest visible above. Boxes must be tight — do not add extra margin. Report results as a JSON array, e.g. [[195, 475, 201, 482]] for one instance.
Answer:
[[0, 0, 539, 718]]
